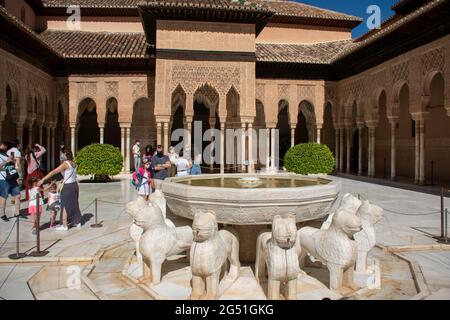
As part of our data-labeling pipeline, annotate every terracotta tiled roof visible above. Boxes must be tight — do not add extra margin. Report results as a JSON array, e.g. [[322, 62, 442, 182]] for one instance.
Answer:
[[259, 0, 362, 24], [0, 5, 60, 56], [40, 0, 141, 8], [256, 40, 356, 64], [36, 0, 361, 26], [38, 30, 148, 58]]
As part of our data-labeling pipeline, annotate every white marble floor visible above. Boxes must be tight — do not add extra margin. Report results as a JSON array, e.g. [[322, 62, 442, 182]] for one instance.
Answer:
[[0, 175, 448, 300]]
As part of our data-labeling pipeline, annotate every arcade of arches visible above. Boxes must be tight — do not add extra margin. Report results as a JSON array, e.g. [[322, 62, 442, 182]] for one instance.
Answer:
[[1, 38, 449, 186]]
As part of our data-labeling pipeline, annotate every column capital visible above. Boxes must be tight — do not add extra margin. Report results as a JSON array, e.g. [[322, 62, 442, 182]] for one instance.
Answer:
[[365, 120, 378, 129], [155, 116, 171, 123], [411, 112, 428, 122], [120, 122, 131, 129]]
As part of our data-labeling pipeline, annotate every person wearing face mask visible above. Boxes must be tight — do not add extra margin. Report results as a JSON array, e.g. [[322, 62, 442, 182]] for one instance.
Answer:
[[151, 145, 171, 190], [132, 140, 141, 172], [0, 142, 21, 222]]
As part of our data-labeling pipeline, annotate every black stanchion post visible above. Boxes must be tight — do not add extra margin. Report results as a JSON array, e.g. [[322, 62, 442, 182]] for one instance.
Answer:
[[445, 208, 448, 244], [29, 193, 49, 257], [91, 198, 103, 228], [441, 187, 445, 238], [8, 215, 26, 260]]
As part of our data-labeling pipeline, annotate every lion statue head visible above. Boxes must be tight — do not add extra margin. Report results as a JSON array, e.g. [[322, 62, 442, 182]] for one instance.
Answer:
[[126, 197, 165, 230], [192, 211, 219, 243], [272, 214, 297, 249], [356, 200, 383, 225], [332, 207, 362, 237]]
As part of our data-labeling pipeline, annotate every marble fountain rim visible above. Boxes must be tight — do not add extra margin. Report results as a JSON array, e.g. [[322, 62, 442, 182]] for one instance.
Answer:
[[162, 173, 341, 201]]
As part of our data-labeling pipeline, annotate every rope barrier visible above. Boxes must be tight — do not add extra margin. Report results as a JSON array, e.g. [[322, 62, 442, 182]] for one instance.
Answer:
[[0, 219, 17, 251], [358, 193, 441, 216]]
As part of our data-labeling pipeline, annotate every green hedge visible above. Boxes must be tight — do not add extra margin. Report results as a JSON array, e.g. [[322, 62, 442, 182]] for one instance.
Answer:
[[284, 143, 335, 175], [76, 144, 123, 178]]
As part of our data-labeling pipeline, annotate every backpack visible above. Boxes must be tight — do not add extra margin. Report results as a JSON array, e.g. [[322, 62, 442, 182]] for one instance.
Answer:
[[4, 163, 19, 182], [131, 170, 143, 190]]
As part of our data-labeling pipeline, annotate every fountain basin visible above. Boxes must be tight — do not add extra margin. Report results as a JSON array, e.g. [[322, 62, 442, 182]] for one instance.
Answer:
[[162, 174, 341, 262], [162, 174, 340, 226]]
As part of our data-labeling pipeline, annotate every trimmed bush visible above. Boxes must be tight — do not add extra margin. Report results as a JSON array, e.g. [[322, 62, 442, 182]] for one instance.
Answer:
[[76, 144, 123, 180], [284, 143, 335, 175]]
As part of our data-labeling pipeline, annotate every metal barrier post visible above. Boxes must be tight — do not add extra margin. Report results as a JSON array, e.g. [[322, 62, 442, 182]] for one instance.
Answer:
[[90, 198, 103, 228], [29, 194, 49, 257], [445, 208, 448, 244], [441, 187, 445, 238], [8, 215, 26, 260]]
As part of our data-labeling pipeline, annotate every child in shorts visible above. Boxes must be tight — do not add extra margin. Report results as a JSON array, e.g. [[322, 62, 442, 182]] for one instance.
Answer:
[[46, 181, 60, 229], [28, 176, 44, 235]]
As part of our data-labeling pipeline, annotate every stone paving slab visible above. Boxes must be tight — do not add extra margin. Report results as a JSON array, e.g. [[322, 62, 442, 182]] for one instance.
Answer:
[[0, 175, 449, 299]]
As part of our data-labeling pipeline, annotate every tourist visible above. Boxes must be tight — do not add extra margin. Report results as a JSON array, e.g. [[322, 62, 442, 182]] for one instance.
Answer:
[[7, 139, 23, 183], [174, 150, 191, 177], [143, 145, 154, 164], [7, 139, 23, 204], [37, 150, 81, 231], [0, 142, 21, 221], [132, 140, 141, 172], [132, 158, 153, 201], [28, 176, 44, 235], [191, 153, 202, 176], [60, 145, 67, 163], [25, 143, 46, 200], [151, 145, 171, 189], [168, 146, 179, 177], [46, 181, 60, 229]]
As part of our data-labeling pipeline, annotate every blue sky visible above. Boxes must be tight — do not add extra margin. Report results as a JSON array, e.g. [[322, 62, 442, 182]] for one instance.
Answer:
[[295, 0, 398, 38]]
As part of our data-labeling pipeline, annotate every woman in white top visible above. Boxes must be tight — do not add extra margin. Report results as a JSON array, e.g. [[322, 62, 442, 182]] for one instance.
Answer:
[[37, 150, 81, 231], [175, 150, 191, 177]]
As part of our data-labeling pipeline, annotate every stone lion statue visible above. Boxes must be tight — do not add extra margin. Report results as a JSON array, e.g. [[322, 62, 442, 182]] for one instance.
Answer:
[[190, 211, 240, 300], [149, 190, 166, 218], [255, 214, 302, 300], [298, 196, 362, 290], [354, 200, 383, 273], [126, 197, 193, 284]]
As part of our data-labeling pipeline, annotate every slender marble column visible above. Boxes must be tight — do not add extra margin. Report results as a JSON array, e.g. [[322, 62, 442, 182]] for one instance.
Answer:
[[414, 120, 420, 184], [339, 128, 344, 172], [39, 126, 43, 145], [51, 128, 55, 169], [220, 122, 225, 174], [16, 125, 23, 145], [241, 123, 246, 172], [46, 127, 51, 169], [125, 128, 131, 173], [163, 122, 169, 154], [99, 126, 104, 144], [185, 119, 192, 155], [70, 125, 76, 155], [29, 124, 33, 145], [335, 128, 340, 171], [367, 126, 376, 177], [316, 127, 322, 144], [419, 119, 425, 185], [291, 127, 295, 147], [346, 127, 351, 174], [248, 123, 254, 173], [156, 122, 162, 147], [121, 127, 125, 172], [358, 127, 363, 176], [271, 128, 276, 170], [390, 121, 397, 180], [265, 128, 270, 168]]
